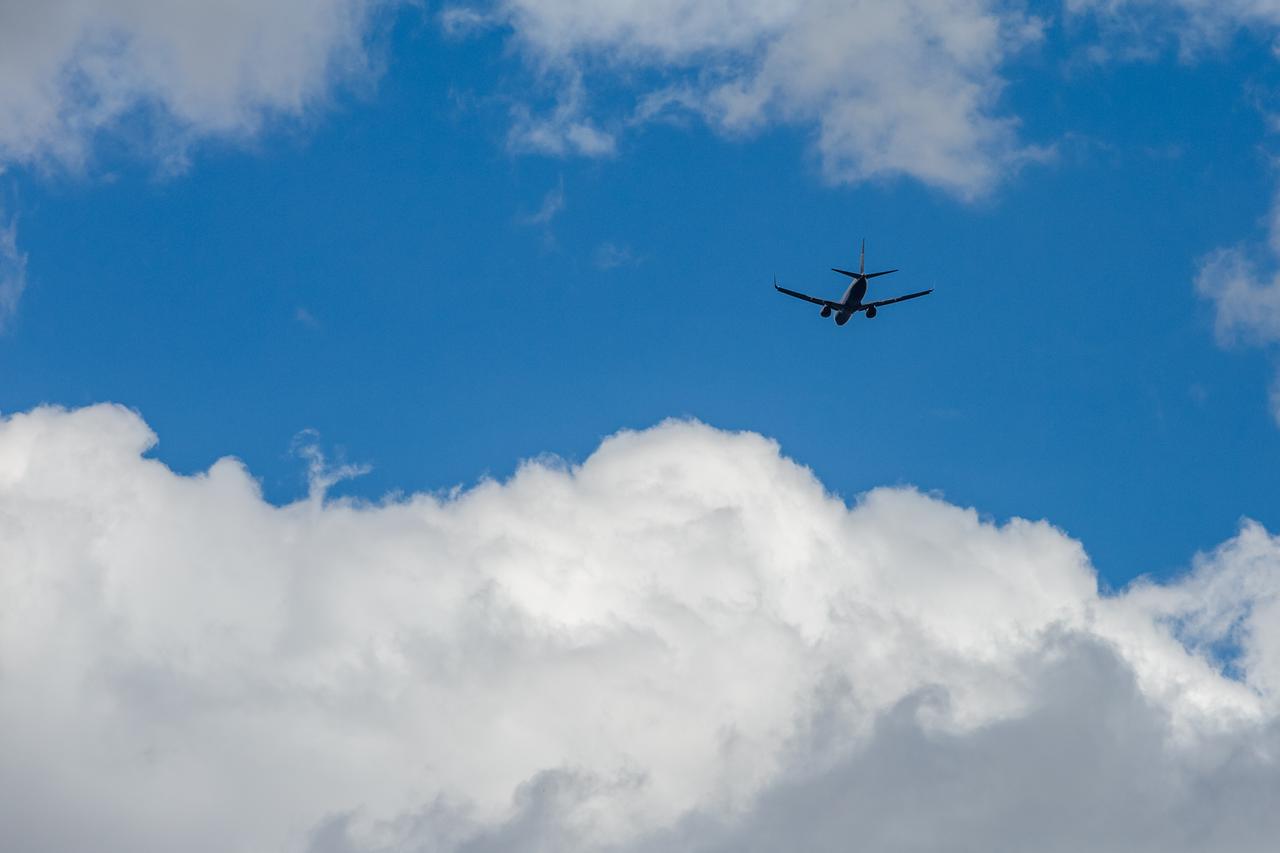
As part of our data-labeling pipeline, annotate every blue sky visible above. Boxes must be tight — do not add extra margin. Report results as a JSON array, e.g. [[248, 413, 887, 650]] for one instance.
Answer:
[[4, 2, 1279, 584], [11, 4, 1280, 852]]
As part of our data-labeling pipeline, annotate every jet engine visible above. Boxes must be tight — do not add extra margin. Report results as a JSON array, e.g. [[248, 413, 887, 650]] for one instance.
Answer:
[[865, 306, 878, 319], [820, 305, 832, 318]]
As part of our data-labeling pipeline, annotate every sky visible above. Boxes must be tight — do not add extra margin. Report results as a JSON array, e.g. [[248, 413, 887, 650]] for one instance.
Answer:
[[4, 2, 1280, 851]]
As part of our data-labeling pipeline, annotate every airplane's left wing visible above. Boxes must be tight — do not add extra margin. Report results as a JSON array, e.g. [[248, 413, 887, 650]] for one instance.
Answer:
[[774, 282, 841, 309], [864, 289, 933, 310]]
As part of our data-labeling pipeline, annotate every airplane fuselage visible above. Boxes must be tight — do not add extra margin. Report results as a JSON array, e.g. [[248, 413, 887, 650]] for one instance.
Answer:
[[834, 277, 868, 325]]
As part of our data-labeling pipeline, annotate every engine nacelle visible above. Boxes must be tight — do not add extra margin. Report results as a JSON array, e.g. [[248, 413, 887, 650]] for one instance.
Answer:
[[820, 305, 833, 318], [865, 306, 878, 319]]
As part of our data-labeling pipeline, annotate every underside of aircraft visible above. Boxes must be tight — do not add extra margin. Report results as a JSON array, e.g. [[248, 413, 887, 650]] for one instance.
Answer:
[[774, 240, 932, 326]]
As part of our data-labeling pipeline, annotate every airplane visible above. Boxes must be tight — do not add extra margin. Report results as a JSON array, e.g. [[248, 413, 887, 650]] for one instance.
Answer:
[[774, 240, 932, 326]]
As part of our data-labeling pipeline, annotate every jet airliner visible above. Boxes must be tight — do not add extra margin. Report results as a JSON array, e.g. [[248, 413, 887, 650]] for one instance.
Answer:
[[774, 240, 932, 326]]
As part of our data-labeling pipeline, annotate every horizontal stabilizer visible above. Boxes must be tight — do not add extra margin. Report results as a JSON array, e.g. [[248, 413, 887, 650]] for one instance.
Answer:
[[832, 267, 898, 279]]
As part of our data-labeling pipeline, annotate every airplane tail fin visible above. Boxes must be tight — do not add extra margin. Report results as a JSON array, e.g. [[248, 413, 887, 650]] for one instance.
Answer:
[[832, 241, 895, 279]]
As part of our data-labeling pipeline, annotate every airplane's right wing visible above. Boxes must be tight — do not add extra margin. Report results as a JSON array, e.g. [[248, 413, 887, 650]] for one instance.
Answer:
[[864, 288, 933, 309], [774, 282, 841, 309]]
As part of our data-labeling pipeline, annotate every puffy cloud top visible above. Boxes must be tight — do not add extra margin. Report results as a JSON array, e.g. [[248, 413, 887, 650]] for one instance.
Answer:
[[2, 405, 1279, 851]]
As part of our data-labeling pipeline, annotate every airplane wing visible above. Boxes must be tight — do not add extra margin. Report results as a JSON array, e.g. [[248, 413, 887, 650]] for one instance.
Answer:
[[774, 282, 841, 309], [863, 289, 933, 310]]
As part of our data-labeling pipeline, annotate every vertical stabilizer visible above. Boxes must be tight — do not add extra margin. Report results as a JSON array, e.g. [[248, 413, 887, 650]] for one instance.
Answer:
[[859, 238, 865, 275]]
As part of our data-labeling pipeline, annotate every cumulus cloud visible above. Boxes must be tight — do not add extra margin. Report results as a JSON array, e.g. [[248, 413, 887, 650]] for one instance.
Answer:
[[1196, 192, 1280, 423], [2, 404, 1280, 851], [0, 0, 398, 171], [459, 0, 1048, 198]]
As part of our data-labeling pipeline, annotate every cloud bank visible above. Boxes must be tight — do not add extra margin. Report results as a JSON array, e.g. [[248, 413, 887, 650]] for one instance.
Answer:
[[455, 0, 1048, 198], [2, 404, 1279, 852], [0, 0, 397, 171]]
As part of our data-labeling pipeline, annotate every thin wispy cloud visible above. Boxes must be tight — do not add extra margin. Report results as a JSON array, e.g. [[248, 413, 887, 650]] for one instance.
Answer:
[[593, 241, 639, 270], [1069, 0, 1280, 60], [294, 306, 323, 330], [518, 177, 568, 249], [439, 6, 498, 38], [507, 72, 616, 159], [519, 177, 566, 228], [0, 212, 27, 332]]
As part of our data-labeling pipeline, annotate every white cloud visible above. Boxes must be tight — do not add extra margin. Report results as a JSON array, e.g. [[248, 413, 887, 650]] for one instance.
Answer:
[[594, 241, 639, 270], [1068, 0, 1280, 59], [1195, 192, 1280, 423], [0, 1, 402, 331], [1197, 197, 1280, 348], [0, 211, 26, 331], [2, 404, 1280, 851], [1272, 372, 1280, 425], [440, 6, 499, 39], [461, 0, 1048, 198], [519, 177, 566, 227], [0, 0, 398, 171], [507, 72, 617, 158], [295, 306, 323, 330], [1067, 3, 1280, 427]]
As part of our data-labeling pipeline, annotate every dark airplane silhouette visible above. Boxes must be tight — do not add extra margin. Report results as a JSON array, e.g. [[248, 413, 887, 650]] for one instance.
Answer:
[[774, 240, 932, 326]]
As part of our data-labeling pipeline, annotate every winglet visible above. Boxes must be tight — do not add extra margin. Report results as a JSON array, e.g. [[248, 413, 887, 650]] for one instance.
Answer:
[[859, 238, 865, 276]]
